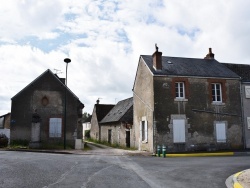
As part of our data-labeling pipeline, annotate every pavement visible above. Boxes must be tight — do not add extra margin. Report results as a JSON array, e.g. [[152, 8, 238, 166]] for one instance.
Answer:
[[2, 142, 250, 188]]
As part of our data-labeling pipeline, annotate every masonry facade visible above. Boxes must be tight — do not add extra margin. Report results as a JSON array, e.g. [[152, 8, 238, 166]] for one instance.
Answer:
[[133, 47, 243, 153], [11, 69, 84, 148], [100, 97, 133, 147]]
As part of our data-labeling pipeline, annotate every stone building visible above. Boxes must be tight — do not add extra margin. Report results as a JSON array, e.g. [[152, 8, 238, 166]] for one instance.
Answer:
[[10, 69, 84, 148], [223, 63, 250, 149], [132, 46, 243, 153], [100, 97, 133, 147], [90, 101, 114, 141]]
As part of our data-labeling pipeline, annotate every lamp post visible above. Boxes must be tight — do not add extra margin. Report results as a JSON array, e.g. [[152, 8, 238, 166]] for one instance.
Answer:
[[64, 58, 71, 149]]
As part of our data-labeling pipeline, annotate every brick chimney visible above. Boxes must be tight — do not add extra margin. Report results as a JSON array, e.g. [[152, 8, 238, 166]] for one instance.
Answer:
[[152, 44, 162, 70], [204, 48, 214, 59]]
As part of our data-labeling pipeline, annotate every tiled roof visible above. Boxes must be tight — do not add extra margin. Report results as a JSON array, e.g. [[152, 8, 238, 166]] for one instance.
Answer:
[[100, 97, 133, 124], [222, 63, 250, 82], [141, 55, 240, 79]]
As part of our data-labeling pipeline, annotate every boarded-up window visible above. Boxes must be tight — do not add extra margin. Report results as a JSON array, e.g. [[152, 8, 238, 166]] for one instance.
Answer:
[[245, 86, 250, 98], [49, 118, 62, 137], [247, 117, 250, 129], [173, 119, 185, 143], [216, 122, 226, 143]]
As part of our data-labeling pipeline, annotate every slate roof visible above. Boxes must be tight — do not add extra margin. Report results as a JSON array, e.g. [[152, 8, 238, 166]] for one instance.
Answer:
[[95, 104, 115, 122], [100, 97, 133, 124], [222, 63, 250, 82], [141, 55, 240, 79]]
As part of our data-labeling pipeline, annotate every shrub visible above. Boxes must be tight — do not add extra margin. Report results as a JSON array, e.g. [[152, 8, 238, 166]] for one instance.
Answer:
[[85, 130, 90, 139], [0, 134, 8, 148]]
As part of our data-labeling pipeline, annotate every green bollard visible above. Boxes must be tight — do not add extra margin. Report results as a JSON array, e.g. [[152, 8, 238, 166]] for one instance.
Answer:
[[157, 145, 161, 157], [162, 145, 166, 158]]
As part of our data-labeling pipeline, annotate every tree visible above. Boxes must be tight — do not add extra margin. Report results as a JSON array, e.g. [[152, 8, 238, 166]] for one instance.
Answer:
[[82, 112, 91, 122]]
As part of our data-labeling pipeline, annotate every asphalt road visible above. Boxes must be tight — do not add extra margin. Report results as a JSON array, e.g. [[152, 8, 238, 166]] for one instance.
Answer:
[[0, 149, 249, 188]]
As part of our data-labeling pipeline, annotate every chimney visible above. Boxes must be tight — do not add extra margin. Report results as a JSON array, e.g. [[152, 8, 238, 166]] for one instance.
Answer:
[[152, 44, 162, 70], [96, 99, 100, 104], [59, 78, 66, 84], [204, 48, 214, 59]]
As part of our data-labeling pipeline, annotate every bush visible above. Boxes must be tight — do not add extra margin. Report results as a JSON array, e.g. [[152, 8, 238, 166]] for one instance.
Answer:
[[0, 134, 8, 148], [85, 130, 90, 139]]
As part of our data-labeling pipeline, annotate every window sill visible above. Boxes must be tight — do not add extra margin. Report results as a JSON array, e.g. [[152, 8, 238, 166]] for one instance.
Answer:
[[174, 98, 188, 102], [212, 102, 225, 106], [142, 140, 148, 144]]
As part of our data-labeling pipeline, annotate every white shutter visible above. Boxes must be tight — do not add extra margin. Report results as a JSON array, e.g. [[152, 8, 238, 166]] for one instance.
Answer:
[[139, 121, 142, 142], [173, 119, 185, 143], [49, 118, 62, 137], [245, 86, 250, 98], [216, 123, 226, 142], [145, 121, 148, 142], [247, 117, 250, 129]]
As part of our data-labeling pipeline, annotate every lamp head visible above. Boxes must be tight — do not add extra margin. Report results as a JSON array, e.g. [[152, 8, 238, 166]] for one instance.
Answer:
[[64, 58, 71, 64]]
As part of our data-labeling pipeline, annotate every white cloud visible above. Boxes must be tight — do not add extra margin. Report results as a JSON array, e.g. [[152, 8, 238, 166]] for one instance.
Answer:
[[0, 0, 250, 115]]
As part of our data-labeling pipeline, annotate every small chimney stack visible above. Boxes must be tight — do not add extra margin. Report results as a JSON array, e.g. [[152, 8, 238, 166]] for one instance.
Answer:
[[204, 48, 214, 59], [96, 99, 100, 104], [152, 44, 162, 70]]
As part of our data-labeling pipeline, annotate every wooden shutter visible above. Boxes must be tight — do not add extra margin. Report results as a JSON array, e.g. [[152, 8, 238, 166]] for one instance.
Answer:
[[216, 123, 226, 142], [247, 117, 250, 129], [245, 86, 250, 98], [173, 119, 185, 143], [49, 118, 62, 137]]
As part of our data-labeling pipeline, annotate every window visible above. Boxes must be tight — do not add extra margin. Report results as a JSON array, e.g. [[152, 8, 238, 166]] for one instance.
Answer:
[[245, 86, 250, 98], [175, 82, 185, 99], [247, 117, 250, 129], [49, 118, 62, 137], [173, 119, 185, 143], [215, 122, 226, 143], [140, 120, 148, 142], [0, 117, 4, 129], [212, 83, 222, 102]]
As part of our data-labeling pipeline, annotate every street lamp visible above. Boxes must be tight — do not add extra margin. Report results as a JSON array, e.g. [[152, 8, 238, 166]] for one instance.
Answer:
[[64, 58, 71, 149]]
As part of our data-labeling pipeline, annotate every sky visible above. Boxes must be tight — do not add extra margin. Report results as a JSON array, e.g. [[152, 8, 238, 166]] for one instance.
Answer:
[[1, 0, 250, 115]]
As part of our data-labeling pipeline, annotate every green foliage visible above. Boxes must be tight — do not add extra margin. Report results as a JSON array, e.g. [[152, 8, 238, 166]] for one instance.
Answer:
[[84, 130, 90, 138], [82, 112, 91, 122], [0, 134, 8, 148], [10, 139, 29, 148]]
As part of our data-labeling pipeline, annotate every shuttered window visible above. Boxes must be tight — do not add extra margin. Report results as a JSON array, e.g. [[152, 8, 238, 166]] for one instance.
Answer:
[[49, 118, 62, 137], [247, 117, 250, 129], [173, 119, 185, 143], [245, 86, 250, 98], [216, 123, 226, 143]]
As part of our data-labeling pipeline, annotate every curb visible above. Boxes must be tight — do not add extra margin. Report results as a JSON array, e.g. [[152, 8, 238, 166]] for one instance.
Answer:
[[233, 171, 244, 188], [155, 152, 234, 157]]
